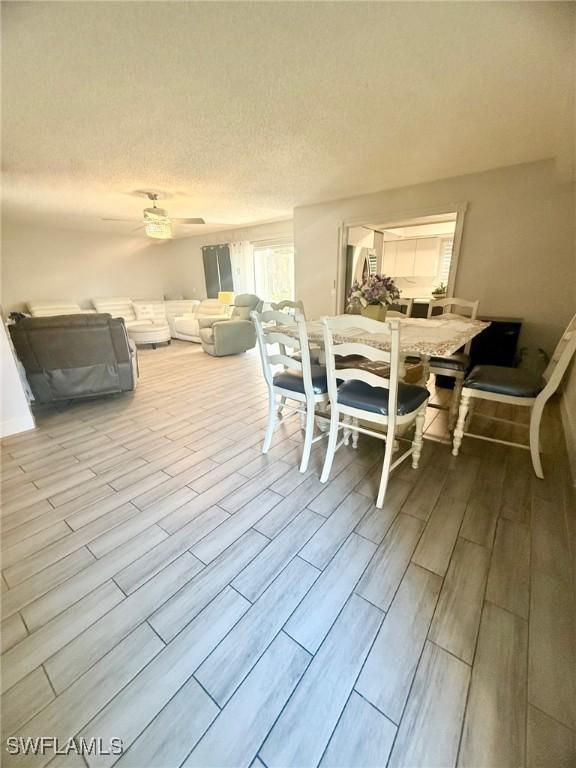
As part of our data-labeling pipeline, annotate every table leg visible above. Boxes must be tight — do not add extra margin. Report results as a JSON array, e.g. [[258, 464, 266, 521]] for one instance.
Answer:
[[399, 357, 406, 380], [421, 354, 431, 386]]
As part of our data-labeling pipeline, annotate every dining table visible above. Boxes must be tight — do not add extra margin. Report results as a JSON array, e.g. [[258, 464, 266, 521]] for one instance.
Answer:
[[275, 313, 491, 447], [278, 313, 491, 383]]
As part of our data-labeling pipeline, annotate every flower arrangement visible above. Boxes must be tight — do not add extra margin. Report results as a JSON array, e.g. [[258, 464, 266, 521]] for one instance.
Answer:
[[347, 274, 400, 310]]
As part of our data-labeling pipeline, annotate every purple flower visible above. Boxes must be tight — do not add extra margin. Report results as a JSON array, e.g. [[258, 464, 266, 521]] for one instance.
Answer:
[[347, 274, 400, 308]]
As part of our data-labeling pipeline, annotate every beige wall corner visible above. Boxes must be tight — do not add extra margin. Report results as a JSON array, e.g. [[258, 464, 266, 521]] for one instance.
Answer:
[[0, 317, 35, 438]]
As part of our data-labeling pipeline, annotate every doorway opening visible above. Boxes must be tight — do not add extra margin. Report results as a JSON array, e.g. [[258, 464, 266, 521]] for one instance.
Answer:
[[341, 209, 465, 314]]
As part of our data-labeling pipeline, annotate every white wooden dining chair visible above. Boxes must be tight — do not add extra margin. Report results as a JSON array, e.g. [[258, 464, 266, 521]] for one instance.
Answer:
[[270, 299, 323, 365], [252, 309, 329, 473], [427, 297, 480, 426], [387, 298, 414, 318], [320, 315, 429, 508], [452, 312, 576, 478]]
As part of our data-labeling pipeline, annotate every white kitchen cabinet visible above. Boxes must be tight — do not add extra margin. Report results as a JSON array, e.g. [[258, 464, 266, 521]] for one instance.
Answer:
[[394, 240, 416, 276], [414, 238, 439, 277], [382, 242, 397, 274], [382, 237, 440, 278], [382, 236, 441, 279]]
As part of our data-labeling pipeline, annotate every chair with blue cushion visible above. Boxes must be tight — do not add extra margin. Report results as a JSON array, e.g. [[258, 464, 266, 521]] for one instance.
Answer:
[[320, 315, 429, 508], [426, 297, 480, 426], [452, 313, 576, 477], [252, 309, 329, 473]]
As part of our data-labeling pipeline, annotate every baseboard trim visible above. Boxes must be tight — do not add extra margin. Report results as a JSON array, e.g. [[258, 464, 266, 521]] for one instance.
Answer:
[[560, 394, 576, 487], [1, 413, 36, 439]]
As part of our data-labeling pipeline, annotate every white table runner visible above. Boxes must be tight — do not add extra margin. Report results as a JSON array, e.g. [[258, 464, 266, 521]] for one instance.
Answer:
[[288, 316, 490, 358]]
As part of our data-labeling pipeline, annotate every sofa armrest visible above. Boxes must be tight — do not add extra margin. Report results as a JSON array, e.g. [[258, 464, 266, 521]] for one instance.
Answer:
[[129, 339, 139, 381], [197, 315, 230, 330], [213, 319, 256, 347]]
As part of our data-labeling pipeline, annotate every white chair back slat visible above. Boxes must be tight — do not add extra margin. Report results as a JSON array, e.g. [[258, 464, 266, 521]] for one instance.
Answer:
[[266, 331, 301, 349], [270, 299, 306, 318], [322, 315, 400, 424], [260, 309, 298, 325], [335, 368, 389, 389], [427, 297, 479, 320], [331, 341, 391, 364], [327, 313, 388, 333], [269, 353, 302, 369]]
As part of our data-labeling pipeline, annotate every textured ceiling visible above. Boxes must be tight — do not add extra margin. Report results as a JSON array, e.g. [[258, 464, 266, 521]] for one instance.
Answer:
[[2, 1, 574, 236]]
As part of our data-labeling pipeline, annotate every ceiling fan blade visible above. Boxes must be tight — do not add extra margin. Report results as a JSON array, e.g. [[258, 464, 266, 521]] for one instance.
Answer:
[[131, 225, 145, 232], [171, 217, 206, 225], [101, 217, 139, 222]]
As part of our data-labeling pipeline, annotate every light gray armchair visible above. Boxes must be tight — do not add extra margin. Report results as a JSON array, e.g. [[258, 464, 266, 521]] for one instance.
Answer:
[[199, 294, 262, 356]]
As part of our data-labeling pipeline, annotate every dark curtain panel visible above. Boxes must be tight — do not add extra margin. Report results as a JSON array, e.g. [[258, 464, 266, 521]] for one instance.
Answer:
[[218, 248, 234, 292], [202, 244, 233, 297]]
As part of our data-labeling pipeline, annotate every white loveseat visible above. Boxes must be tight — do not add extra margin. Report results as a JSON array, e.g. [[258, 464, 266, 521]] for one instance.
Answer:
[[92, 297, 172, 347], [170, 299, 230, 342], [26, 297, 230, 347], [164, 300, 200, 337], [91, 297, 232, 345]]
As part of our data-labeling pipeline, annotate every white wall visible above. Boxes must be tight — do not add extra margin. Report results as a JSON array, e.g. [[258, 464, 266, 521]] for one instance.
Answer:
[[0, 219, 194, 312], [294, 159, 575, 354], [0, 217, 294, 312]]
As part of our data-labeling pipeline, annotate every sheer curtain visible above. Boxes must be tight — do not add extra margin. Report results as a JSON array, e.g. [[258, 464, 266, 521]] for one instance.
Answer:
[[229, 240, 255, 295]]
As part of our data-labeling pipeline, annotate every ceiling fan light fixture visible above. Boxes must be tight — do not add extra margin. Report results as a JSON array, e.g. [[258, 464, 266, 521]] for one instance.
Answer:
[[103, 192, 203, 238], [144, 209, 172, 240]]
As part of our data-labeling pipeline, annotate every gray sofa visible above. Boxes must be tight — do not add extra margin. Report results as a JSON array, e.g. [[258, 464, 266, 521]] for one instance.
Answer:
[[199, 294, 262, 356], [9, 314, 138, 403]]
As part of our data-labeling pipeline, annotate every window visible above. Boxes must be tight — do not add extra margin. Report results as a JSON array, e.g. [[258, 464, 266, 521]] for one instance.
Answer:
[[367, 250, 378, 276], [438, 237, 454, 285], [252, 239, 295, 304]]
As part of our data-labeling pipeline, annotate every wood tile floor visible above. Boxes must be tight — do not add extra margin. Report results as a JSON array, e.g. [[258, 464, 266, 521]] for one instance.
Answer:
[[1, 341, 575, 768]]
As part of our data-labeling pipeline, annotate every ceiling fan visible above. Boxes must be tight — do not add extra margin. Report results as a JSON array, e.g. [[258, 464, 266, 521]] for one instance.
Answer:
[[102, 192, 206, 240]]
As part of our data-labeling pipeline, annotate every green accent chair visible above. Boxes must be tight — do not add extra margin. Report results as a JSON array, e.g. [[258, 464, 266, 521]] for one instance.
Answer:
[[199, 294, 263, 356]]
